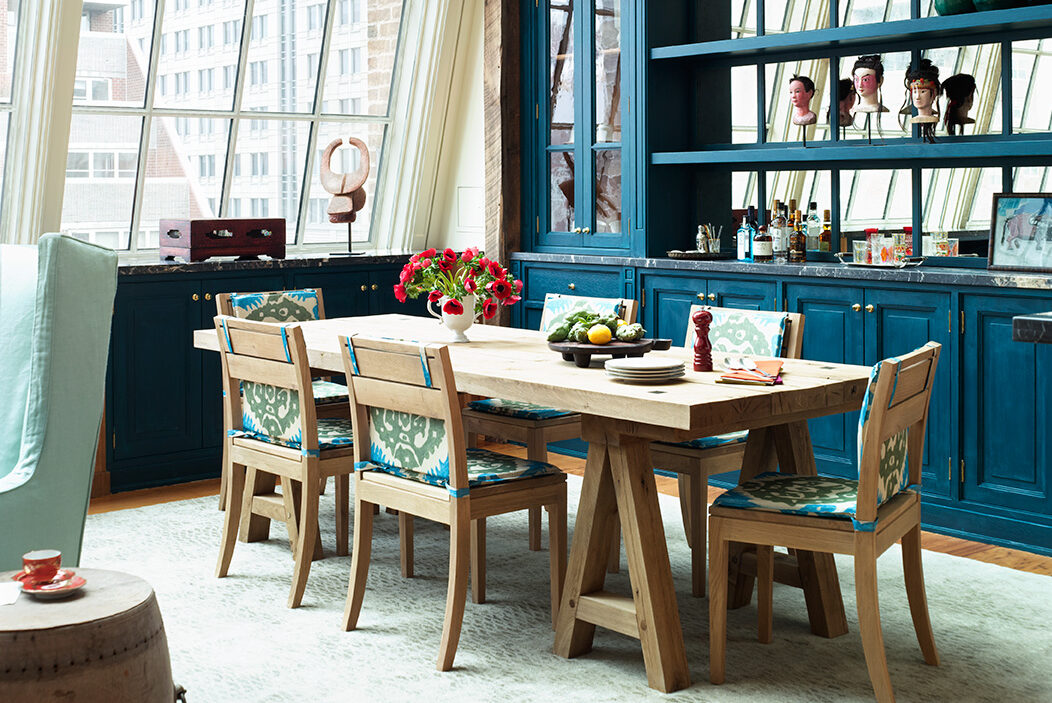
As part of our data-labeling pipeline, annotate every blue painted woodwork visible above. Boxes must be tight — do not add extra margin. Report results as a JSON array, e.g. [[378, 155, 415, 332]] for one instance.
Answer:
[[106, 261, 409, 491], [962, 294, 1052, 518], [519, 262, 628, 331], [640, 272, 777, 345]]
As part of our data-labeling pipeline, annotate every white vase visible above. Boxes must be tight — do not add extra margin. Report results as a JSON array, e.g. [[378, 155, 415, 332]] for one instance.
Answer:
[[427, 294, 479, 343]]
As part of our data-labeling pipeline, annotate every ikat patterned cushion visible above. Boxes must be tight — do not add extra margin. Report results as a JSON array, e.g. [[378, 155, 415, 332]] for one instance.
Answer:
[[466, 398, 575, 421], [685, 308, 788, 358], [229, 290, 320, 322], [857, 360, 911, 504], [312, 380, 348, 405], [539, 294, 624, 332], [358, 448, 561, 492], [652, 430, 749, 477]]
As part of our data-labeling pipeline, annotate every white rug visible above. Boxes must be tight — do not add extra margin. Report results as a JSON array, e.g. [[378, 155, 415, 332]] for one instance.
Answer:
[[81, 477, 1052, 702]]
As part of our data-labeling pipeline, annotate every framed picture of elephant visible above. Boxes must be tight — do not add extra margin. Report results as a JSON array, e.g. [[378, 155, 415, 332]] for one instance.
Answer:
[[989, 193, 1052, 273]]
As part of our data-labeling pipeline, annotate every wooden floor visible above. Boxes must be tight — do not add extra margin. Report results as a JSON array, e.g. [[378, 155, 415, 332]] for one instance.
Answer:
[[89, 441, 1052, 577]]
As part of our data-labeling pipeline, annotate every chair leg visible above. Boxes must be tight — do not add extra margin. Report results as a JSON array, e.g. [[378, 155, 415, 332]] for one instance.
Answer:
[[470, 518, 486, 604], [319, 474, 327, 495], [281, 478, 300, 559], [287, 472, 320, 608], [902, 524, 939, 666], [336, 474, 350, 557], [709, 517, 729, 685], [400, 512, 415, 578], [218, 442, 228, 511], [239, 469, 275, 543], [216, 462, 246, 578], [677, 474, 693, 547], [342, 494, 375, 631], [438, 500, 471, 672], [757, 544, 774, 643], [687, 471, 706, 597], [548, 492, 568, 630], [287, 478, 323, 561], [526, 430, 547, 551], [855, 534, 895, 703]]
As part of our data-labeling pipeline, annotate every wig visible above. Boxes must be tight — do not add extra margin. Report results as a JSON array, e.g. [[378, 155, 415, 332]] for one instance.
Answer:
[[852, 54, 884, 83], [789, 74, 815, 94], [942, 72, 977, 135]]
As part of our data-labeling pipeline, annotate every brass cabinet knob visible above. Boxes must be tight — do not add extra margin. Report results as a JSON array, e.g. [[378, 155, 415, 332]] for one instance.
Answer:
[[568, 283, 576, 290], [696, 292, 705, 300], [204, 293, 213, 301], [371, 284, 378, 291], [192, 293, 200, 302], [708, 293, 717, 301], [865, 304, 875, 313], [582, 227, 590, 234], [573, 227, 582, 233], [852, 303, 861, 311], [360, 285, 367, 292]]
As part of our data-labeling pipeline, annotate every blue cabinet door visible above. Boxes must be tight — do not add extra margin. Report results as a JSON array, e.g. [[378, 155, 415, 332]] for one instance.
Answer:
[[961, 294, 1052, 517], [865, 289, 954, 498], [786, 283, 865, 479], [640, 273, 705, 346], [111, 280, 204, 461], [520, 263, 626, 330], [706, 278, 778, 312], [291, 270, 373, 318]]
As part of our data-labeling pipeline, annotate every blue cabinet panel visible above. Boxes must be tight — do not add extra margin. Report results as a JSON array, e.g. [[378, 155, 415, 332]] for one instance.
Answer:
[[641, 273, 704, 345], [111, 280, 204, 462], [707, 278, 778, 311], [786, 283, 865, 479], [868, 289, 953, 498], [520, 262, 626, 330], [291, 270, 373, 318], [962, 295, 1052, 517]]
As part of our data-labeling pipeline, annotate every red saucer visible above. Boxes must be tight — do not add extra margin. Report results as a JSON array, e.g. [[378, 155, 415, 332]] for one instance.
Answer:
[[13, 568, 87, 599]]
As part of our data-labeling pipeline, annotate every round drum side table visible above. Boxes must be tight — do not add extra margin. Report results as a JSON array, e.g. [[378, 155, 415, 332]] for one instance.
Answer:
[[0, 568, 176, 702]]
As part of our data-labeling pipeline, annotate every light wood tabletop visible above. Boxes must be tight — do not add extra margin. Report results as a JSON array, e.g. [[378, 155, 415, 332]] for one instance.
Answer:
[[194, 313, 872, 692]]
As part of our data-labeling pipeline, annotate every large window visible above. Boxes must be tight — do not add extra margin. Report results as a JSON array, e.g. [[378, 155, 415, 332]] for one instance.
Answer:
[[61, 0, 405, 253], [0, 2, 19, 225]]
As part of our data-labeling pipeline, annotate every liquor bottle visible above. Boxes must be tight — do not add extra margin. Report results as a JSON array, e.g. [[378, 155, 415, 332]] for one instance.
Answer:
[[820, 209, 832, 252], [806, 201, 822, 251], [788, 209, 807, 263], [736, 213, 750, 261], [745, 205, 758, 261], [752, 224, 773, 262], [770, 202, 787, 263]]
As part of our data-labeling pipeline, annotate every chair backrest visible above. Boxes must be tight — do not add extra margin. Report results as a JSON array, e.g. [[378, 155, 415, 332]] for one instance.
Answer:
[[217, 288, 325, 322], [538, 293, 638, 332], [854, 342, 942, 525], [338, 336, 469, 495], [684, 305, 804, 359], [214, 315, 319, 453], [0, 234, 117, 569]]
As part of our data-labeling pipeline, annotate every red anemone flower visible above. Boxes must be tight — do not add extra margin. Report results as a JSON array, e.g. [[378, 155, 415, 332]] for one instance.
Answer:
[[442, 299, 464, 316], [443, 247, 456, 261], [393, 284, 407, 303], [512, 278, 523, 294], [464, 277, 477, 293], [488, 261, 505, 278], [428, 290, 442, 302], [436, 258, 453, 272], [482, 297, 499, 319], [487, 279, 512, 300], [461, 247, 478, 263], [420, 248, 437, 260], [505, 294, 521, 306]]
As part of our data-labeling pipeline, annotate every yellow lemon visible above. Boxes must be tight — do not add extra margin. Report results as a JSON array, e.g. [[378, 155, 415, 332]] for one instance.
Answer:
[[616, 319, 627, 327], [587, 324, 612, 345]]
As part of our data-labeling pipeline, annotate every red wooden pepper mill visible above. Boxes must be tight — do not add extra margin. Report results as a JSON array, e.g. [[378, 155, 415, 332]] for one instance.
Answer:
[[692, 309, 713, 372]]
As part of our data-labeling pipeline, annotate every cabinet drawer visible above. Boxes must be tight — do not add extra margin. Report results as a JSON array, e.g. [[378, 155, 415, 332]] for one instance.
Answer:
[[522, 264, 624, 302]]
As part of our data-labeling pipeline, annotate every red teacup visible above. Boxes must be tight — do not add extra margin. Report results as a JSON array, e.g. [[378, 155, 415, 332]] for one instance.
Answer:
[[22, 549, 62, 584]]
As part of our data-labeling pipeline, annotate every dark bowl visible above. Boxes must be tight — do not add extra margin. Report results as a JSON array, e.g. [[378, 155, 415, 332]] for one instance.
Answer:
[[651, 338, 673, 351]]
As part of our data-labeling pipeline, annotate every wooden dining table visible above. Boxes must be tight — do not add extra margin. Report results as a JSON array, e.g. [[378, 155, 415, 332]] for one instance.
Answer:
[[193, 313, 871, 693]]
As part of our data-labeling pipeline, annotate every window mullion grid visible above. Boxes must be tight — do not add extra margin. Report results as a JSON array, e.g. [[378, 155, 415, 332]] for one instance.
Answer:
[[127, 0, 170, 254], [295, 0, 340, 246], [219, 0, 257, 219]]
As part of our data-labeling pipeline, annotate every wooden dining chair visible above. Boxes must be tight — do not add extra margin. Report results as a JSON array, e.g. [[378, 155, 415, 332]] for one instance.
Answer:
[[462, 293, 636, 555], [338, 335, 567, 671], [708, 342, 942, 702], [647, 305, 804, 597], [213, 315, 357, 608], [216, 288, 347, 512]]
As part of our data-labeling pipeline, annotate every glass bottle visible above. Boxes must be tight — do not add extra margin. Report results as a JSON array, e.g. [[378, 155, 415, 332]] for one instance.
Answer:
[[770, 202, 788, 263], [806, 201, 822, 251], [788, 209, 807, 263], [820, 209, 832, 252], [736, 212, 750, 261], [752, 224, 773, 262]]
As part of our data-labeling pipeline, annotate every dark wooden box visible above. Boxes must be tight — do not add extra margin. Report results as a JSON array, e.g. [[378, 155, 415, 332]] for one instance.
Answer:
[[158, 218, 286, 263]]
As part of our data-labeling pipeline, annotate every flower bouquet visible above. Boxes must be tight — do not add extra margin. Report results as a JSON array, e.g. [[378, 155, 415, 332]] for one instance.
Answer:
[[394, 247, 523, 341]]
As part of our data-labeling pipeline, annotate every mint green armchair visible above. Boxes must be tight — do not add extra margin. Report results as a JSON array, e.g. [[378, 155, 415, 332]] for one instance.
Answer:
[[0, 234, 118, 570]]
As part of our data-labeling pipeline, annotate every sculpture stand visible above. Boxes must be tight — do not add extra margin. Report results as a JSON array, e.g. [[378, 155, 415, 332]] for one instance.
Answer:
[[692, 309, 713, 372], [331, 222, 366, 256]]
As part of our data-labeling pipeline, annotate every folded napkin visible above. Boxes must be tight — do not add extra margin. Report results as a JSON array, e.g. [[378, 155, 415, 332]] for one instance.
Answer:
[[716, 359, 784, 386]]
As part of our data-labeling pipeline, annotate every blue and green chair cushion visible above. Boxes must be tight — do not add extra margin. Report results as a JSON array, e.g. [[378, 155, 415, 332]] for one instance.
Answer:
[[471, 294, 626, 422], [228, 290, 320, 322], [357, 408, 561, 493], [465, 398, 575, 421], [652, 430, 749, 477], [712, 357, 914, 531], [538, 293, 625, 333], [228, 381, 353, 451], [311, 380, 349, 405], [685, 308, 788, 358], [657, 310, 788, 456]]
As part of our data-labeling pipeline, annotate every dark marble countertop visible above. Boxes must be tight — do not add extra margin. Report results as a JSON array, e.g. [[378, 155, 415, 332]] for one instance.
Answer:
[[511, 252, 1052, 291], [1013, 312, 1052, 344], [120, 252, 412, 276]]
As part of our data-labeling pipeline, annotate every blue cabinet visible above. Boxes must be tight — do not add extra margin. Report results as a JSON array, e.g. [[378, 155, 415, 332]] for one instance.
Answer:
[[961, 295, 1052, 521], [517, 261, 629, 330]]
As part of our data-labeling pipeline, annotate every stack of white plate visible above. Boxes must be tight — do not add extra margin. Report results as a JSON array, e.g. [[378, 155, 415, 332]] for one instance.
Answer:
[[604, 356, 685, 383]]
